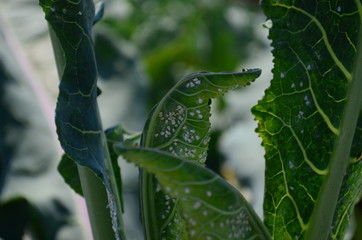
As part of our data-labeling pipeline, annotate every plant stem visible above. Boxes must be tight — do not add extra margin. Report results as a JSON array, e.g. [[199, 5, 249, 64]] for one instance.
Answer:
[[48, 24, 125, 240], [305, 27, 362, 240], [77, 165, 116, 240], [140, 169, 159, 240]]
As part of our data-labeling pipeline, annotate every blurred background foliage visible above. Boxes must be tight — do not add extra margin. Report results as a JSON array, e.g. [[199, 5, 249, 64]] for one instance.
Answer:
[[0, 0, 272, 239], [97, 0, 266, 107]]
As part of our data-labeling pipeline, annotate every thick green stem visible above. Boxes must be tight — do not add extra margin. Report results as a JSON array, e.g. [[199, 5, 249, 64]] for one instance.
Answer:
[[305, 27, 362, 240], [77, 166, 115, 239]]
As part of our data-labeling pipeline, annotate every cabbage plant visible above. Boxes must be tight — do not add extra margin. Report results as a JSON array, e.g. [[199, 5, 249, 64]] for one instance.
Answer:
[[37, 0, 362, 239]]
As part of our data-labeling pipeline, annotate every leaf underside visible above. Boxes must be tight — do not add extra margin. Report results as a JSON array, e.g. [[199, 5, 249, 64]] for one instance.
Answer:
[[253, 1, 362, 239], [39, 0, 124, 238], [141, 70, 262, 239], [115, 145, 271, 240]]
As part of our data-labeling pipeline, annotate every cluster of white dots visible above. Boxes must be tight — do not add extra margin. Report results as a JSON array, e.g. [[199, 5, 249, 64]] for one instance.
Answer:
[[181, 207, 252, 239], [304, 95, 312, 106], [50, 7, 82, 16], [297, 111, 304, 119], [182, 126, 200, 143], [186, 78, 201, 88], [189, 109, 204, 119], [155, 105, 185, 138]]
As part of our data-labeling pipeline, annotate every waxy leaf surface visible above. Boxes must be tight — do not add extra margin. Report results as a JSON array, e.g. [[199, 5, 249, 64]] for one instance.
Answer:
[[253, 1, 362, 239], [115, 145, 272, 240]]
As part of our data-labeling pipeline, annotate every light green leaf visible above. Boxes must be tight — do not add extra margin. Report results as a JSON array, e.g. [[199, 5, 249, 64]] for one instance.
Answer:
[[252, 1, 362, 239], [114, 145, 272, 240], [140, 70, 261, 239]]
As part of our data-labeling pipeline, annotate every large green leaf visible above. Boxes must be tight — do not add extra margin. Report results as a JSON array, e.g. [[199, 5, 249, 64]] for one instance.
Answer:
[[39, 0, 124, 239], [114, 145, 272, 240], [143, 70, 261, 162], [140, 70, 261, 239], [252, 1, 362, 239]]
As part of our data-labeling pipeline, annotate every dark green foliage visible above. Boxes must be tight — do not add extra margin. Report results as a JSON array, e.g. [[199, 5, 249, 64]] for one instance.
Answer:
[[252, 1, 362, 239]]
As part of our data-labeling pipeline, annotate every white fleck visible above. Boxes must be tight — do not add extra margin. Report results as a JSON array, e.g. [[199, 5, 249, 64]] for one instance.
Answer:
[[50, 7, 55, 12], [190, 230, 196, 236], [307, 64, 312, 70], [62, 8, 67, 14], [300, 129, 304, 134], [185, 188, 190, 194], [291, 83, 295, 88], [206, 191, 212, 197], [218, 88, 223, 92], [203, 210, 208, 216], [298, 111, 304, 118], [289, 161, 295, 169], [263, 19, 273, 29], [289, 186, 295, 190], [280, 72, 285, 78], [165, 186, 171, 192], [193, 201, 201, 209], [197, 98, 203, 104], [337, 6, 342, 12], [186, 78, 201, 88], [300, 81, 303, 87], [78, 11, 82, 15], [161, 214, 166, 219], [198, 114, 203, 119]]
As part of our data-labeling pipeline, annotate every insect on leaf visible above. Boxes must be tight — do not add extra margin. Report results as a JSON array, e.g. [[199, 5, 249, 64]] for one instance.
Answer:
[[140, 69, 262, 239]]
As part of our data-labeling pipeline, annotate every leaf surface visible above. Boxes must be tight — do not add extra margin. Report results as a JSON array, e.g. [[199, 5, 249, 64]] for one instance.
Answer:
[[143, 70, 261, 163], [115, 145, 272, 240], [141, 70, 261, 239], [39, 0, 124, 238], [253, 1, 362, 239]]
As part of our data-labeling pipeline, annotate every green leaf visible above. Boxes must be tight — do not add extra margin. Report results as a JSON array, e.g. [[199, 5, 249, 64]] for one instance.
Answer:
[[143, 69, 261, 163], [114, 145, 272, 240], [58, 154, 83, 196], [39, 0, 125, 238], [252, 1, 362, 239], [140, 70, 261, 239]]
